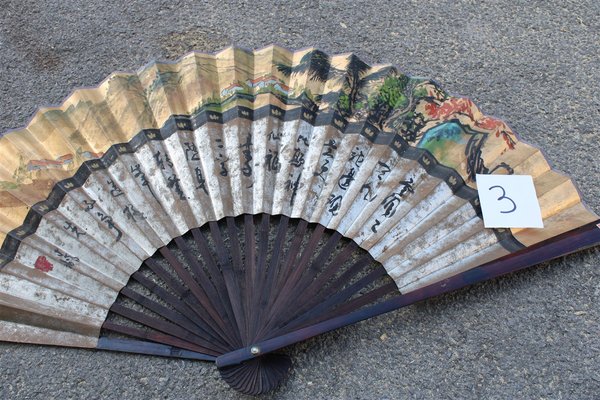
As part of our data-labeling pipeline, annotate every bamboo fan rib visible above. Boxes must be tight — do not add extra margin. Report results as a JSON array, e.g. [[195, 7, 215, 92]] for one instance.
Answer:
[[0, 45, 598, 395], [100, 215, 391, 394]]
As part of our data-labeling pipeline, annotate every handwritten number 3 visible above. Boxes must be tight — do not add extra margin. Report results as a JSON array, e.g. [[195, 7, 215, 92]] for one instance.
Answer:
[[488, 185, 517, 214]]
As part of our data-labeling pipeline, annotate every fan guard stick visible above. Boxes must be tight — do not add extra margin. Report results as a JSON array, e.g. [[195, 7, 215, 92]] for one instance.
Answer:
[[216, 220, 600, 368]]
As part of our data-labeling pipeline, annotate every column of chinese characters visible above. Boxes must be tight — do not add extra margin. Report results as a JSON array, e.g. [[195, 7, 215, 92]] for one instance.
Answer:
[[284, 133, 311, 207], [265, 149, 281, 172], [371, 178, 415, 232], [81, 198, 123, 242], [290, 147, 305, 168], [326, 194, 343, 216], [265, 128, 284, 173], [381, 178, 414, 218], [183, 142, 200, 161], [123, 204, 146, 222], [63, 221, 86, 239], [215, 138, 228, 177], [194, 167, 208, 195], [349, 147, 365, 168], [284, 173, 303, 207], [267, 130, 283, 141], [327, 145, 365, 215], [290, 134, 309, 168], [239, 132, 253, 177], [359, 159, 393, 204], [183, 141, 209, 195], [375, 161, 391, 181], [338, 168, 356, 190], [360, 183, 377, 202], [154, 150, 186, 201], [107, 179, 124, 197], [53, 248, 79, 269], [370, 219, 381, 233], [131, 163, 159, 201], [314, 139, 337, 181]]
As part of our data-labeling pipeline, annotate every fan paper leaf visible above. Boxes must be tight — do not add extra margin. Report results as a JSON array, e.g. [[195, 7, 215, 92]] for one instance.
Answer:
[[0, 45, 598, 395]]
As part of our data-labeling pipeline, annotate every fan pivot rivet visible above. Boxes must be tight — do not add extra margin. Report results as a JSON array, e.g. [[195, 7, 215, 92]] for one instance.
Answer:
[[250, 346, 260, 355]]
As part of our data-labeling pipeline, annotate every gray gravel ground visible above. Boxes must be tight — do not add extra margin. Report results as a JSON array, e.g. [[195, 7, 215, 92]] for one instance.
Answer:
[[1, 1, 599, 399]]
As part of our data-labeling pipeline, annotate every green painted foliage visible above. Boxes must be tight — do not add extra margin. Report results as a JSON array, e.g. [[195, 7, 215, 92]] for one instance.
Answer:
[[0, 181, 19, 190], [413, 86, 428, 99], [338, 93, 350, 113], [378, 76, 408, 109]]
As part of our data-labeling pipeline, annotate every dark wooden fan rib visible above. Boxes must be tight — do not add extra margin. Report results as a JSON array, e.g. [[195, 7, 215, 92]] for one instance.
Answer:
[[171, 235, 242, 347], [129, 271, 230, 350], [102, 321, 214, 355], [108, 303, 218, 353], [220, 218, 248, 344], [268, 219, 309, 308], [250, 214, 271, 343], [219, 353, 292, 396], [261, 252, 377, 338], [99, 213, 396, 394], [103, 282, 233, 355], [119, 286, 206, 336], [101, 214, 394, 347], [248, 361, 261, 396], [257, 228, 341, 338], [157, 246, 240, 347], [257, 223, 328, 338], [270, 231, 343, 316], [269, 264, 390, 337], [243, 214, 257, 346], [96, 337, 215, 361], [255, 215, 289, 336], [314, 282, 398, 327], [288, 243, 362, 315], [236, 366, 253, 394], [142, 258, 233, 346]]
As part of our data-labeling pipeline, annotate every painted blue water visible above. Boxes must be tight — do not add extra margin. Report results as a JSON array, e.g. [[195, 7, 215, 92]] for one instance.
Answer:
[[418, 121, 467, 149]]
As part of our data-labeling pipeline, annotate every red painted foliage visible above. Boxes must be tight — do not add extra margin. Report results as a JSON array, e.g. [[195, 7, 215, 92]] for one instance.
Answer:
[[425, 98, 516, 150], [425, 98, 477, 120], [476, 116, 516, 150]]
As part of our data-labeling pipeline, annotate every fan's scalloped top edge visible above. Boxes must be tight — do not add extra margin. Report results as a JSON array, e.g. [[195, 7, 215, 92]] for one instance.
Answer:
[[0, 44, 597, 248]]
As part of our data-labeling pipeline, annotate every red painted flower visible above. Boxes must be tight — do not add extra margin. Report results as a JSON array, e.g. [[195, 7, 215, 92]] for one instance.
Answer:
[[476, 116, 503, 130], [34, 255, 53, 273], [476, 117, 516, 150], [425, 98, 477, 120]]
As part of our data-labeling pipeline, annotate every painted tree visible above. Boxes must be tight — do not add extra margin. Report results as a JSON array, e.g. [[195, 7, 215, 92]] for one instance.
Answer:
[[149, 70, 182, 96], [385, 82, 445, 139], [341, 54, 370, 116], [366, 73, 410, 129], [276, 49, 339, 82], [337, 60, 393, 118], [106, 74, 155, 128], [277, 50, 344, 110], [11, 154, 29, 186]]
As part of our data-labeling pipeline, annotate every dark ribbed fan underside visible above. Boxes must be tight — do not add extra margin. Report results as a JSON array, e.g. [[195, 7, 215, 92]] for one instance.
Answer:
[[100, 213, 396, 394]]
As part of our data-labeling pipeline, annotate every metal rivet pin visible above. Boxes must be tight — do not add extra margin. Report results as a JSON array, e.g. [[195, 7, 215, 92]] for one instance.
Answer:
[[250, 346, 260, 355]]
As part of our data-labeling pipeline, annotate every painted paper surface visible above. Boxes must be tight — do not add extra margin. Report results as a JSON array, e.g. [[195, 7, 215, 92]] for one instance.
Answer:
[[0, 46, 597, 350]]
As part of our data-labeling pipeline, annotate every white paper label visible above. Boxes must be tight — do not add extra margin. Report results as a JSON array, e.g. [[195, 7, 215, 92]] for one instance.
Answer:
[[476, 174, 544, 228]]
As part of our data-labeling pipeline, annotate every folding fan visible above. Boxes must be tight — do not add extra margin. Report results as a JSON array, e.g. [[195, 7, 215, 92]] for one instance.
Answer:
[[0, 45, 598, 395]]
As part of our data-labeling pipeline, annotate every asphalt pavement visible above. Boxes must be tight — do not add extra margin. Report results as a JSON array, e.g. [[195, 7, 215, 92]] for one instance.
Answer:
[[0, 1, 599, 398]]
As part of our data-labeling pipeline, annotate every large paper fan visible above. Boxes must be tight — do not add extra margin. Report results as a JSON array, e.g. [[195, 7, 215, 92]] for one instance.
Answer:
[[0, 46, 598, 395]]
